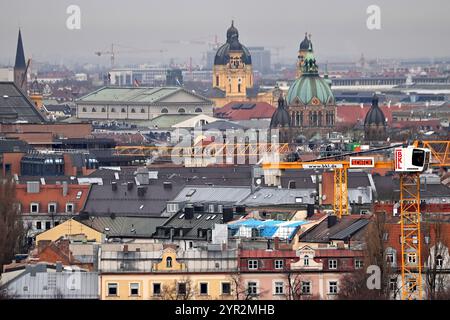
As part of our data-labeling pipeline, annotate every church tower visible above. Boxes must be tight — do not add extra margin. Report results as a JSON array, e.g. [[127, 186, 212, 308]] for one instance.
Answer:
[[213, 21, 253, 97], [296, 33, 313, 78], [14, 29, 28, 93]]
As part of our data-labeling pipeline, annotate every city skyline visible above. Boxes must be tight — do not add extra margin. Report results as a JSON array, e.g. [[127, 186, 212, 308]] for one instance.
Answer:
[[0, 0, 450, 67]]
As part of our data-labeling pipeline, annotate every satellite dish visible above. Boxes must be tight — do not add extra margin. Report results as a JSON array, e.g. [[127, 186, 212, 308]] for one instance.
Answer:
[[256, 178, 262, 185]]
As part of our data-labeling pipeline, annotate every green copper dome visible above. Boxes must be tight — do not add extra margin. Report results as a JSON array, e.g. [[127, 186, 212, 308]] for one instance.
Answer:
[[286, 51, 334, 105]]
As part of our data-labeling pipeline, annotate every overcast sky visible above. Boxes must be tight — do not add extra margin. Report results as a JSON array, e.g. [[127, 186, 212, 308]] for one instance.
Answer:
[[0, 0, 449, 66]]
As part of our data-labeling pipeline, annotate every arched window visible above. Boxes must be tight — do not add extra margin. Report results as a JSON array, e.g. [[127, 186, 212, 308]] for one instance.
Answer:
[[91, 108, 96, 113], [195, 108, 202, 113], [121, 108, 126, 113], [178, 108, 185, 114], [304, 255, 309, 266], [216, 75, 219, 86], [238, 84, 241, 93], [111, 108, 116, 113], [131, 108, 136, 113], [101, 108, 106, 112], [161, 108, 168, 114], [140, 108, 145, 113], [166, 256, 173, 268], [82, 107, 87, 112]]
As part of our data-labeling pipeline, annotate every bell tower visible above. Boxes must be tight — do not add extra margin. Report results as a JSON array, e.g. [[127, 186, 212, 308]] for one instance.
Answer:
[[296, 33, 313, 78]]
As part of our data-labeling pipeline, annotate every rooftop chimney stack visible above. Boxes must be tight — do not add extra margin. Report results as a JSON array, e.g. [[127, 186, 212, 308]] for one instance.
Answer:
[[327, 215, 338, 228]]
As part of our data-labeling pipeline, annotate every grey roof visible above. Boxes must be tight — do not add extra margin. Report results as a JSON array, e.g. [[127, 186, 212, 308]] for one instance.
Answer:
[[172, 185, 251, 204], [200, 120, 246, 131], [0, 139, 32, 153], [83, 182, 184, 216], [300, 216, 369, 243], [239, 187, 315, 206], [77, 216, 167, 238], [2, 266, 98, 299], [0, 82, 46, 123]]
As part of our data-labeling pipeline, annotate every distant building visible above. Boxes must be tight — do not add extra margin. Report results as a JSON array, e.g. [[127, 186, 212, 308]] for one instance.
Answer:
[[76, 86, 213, 121], [364, 94, 387, 141]]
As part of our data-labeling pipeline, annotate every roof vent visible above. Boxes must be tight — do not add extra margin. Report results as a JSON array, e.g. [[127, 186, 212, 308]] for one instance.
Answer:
[[163, 181, 172, 189], [127, 182, 133, 190], [111, 182, 117, 191]]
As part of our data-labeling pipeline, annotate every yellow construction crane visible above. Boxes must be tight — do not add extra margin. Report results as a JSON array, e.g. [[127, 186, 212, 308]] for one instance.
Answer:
[[262, 140, 450, 300]]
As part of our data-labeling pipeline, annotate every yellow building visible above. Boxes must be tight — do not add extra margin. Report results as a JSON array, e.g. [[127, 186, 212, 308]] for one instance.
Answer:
[[210, 22, 276, 107], [100, 245, 237, 300], [36, 218, 104, 244]]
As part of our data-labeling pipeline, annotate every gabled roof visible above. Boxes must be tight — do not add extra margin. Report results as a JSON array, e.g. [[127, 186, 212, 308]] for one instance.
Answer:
[[215, 101, 275, 121], [300, 216, 369, 243]]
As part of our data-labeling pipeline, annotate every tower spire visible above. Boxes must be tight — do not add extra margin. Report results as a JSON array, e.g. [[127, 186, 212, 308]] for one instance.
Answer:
[[15, 29, 26, 70]]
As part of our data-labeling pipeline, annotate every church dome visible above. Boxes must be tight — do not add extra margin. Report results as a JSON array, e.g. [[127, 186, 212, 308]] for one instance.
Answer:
[[270, 96, 291, 128], [364, 94, 386, 126], [286, 51, 334, 105], [214, 21, 252, 65]]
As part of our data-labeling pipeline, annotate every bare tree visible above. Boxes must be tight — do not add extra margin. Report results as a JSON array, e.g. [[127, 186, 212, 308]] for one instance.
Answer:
[[338, 213, 397, 299], [423, 217, 450, 300], [0, 178, 25, 271], [161, 277, 196, 300]]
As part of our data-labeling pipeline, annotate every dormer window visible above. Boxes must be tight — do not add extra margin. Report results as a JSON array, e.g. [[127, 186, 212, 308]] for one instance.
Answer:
[[166, 257, 173, 268]]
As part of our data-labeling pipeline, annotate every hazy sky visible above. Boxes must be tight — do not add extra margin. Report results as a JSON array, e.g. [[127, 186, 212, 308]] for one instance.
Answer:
[[1, 0, 449, 66]]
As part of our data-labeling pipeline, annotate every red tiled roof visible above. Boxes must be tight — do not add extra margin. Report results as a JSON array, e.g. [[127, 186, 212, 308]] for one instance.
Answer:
[[240, 249, 297, 258], [315, 249, 365, 258], [336, 104, 416, 127], [214, 102, 276, 121]]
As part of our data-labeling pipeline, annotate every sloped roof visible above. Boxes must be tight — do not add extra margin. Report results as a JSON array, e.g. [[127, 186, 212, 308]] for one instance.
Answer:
[[0, 82, 46, 123], [300, 216, 369, 243], [215, 101, 276, 121]]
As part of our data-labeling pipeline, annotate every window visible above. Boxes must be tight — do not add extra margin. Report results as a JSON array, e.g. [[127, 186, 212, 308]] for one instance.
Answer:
[[91, 108, 96, 112], [30, 203, 39, 213], [389, 278, 397, 291], [199, 283, 208, 295], [45, 221, 51, 230], [304, 255, 310, 266], [131, 108, 136, 113], [48, 203, 57, 214], [66, 203, 74, 214], [221, 282, 231, 295], [301, 281, 311, 295], [153, 283, 161, 296], [328, 281, 338, 294], [82, 107, 87, 112], [216, 75, 219, 86], [247, 282, 257, 296], [195, 108, 202, 113], [274, 282, 284, 295], [436, 255, 443, 268], [121, 108, 126, 113], [108, 283, 118, 296], [101, 108, 106, 112], [274, 260, 284, 270], [177, 282, 187, 295], [36, 221, 42, 230], [328, 259, 337, 269], [407, 253, 417, 264], [208, 204, 215, 213], [161, 108, 168, 114], [355, 259, 364, 269], [386, 253, 395, 264], [166, 257, 173, 268], [178, 108, 185, 114], [140, 108, 145, 113], [130, 283, 139, 296], [111, 108, 116, 113], [248, 260, 258, 270]]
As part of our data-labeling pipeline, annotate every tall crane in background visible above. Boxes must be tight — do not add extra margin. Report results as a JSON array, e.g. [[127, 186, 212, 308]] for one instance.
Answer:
[[262, 140, 450, 300], [94, 43, 168, 68]]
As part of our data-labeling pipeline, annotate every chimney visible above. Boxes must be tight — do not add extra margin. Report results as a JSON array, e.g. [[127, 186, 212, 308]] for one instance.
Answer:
[[327, 215, 338, 228], [56, 262, 63, 272], [62, 181, 68, 197], [206, 229, 212, 242], [184, 205, 194, 219], [127, 182, 133, 191], [111, 182, 117, 191], [223, 206, 234, 223], [169, 228, 175, 242], [306, 204, 314, 218]]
